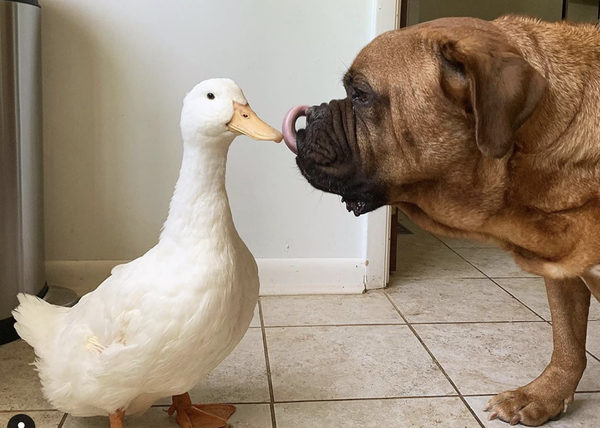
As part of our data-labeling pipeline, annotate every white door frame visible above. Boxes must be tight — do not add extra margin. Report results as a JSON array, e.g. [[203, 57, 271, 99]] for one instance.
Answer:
[[364, 0, 399, 290], [365, 207, 392, 290]]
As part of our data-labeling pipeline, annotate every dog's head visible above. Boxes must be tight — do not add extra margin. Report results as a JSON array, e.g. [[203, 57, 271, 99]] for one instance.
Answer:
[[290, 17, 547, 216]]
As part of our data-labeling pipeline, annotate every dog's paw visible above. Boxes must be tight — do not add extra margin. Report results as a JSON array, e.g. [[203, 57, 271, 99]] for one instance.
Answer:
[[483, 388, 573, 426]]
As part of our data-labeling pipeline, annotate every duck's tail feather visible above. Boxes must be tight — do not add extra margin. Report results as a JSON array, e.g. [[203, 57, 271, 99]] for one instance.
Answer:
[[12, 293, 69, 356]]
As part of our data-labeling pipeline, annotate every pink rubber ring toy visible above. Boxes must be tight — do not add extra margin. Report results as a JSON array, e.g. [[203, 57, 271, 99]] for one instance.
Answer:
[[282, 105, 309, 155]]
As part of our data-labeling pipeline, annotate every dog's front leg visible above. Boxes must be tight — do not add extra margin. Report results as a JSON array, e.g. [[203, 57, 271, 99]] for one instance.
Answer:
[[484, 276, 590, 426]]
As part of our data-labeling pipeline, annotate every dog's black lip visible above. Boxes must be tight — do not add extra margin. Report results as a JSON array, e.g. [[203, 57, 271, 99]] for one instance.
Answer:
[[297, 156, 385, 217], [297, 155, 386, 217], [342, 198, 363, 216], [341, 197, 382, 217]]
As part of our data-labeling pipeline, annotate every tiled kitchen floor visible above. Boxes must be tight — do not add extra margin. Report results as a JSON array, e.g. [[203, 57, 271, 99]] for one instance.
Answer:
[[2, 214, 600, 427]]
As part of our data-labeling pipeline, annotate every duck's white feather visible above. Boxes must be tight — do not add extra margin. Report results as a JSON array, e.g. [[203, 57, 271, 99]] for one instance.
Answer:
[[12, 78, 260, 417]]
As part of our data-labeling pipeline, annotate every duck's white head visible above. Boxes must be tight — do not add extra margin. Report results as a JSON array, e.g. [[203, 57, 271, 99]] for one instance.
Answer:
[[180, 78, 283, 146]]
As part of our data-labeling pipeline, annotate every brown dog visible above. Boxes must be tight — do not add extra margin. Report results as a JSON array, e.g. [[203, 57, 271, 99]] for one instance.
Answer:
[[289, 16, 600, 426]]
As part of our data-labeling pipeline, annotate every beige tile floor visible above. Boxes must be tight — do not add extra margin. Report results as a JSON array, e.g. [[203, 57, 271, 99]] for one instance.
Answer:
[[2, 214, 599, 427]]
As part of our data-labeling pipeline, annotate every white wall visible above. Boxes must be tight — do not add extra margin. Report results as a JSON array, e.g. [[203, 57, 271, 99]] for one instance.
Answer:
[[41, 0, 391, 292]]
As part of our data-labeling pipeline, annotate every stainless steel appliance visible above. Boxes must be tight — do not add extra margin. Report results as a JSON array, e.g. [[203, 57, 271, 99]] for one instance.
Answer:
[[1, 0, 45, 344], [1, 0, 76, 345]]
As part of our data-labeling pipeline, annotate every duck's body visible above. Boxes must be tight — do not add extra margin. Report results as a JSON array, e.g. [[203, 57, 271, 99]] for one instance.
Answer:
[[17, 143, 258, 417], [13, 79, 282, 427]]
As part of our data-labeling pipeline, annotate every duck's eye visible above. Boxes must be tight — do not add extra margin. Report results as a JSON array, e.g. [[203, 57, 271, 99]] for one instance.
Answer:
[[207, 93, 215, 100]]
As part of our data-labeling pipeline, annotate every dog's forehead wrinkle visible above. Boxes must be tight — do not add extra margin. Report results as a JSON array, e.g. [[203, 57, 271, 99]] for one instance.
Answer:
[[345, 70, 373, 91]]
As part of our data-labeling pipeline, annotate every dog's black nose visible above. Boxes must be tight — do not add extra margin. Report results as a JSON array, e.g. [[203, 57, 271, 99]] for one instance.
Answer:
[[306, 103, 329, 124], [306, 106, 318, 123]]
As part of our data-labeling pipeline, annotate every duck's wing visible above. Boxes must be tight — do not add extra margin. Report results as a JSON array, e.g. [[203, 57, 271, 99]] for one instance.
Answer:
[[62, 253, 207, 371]]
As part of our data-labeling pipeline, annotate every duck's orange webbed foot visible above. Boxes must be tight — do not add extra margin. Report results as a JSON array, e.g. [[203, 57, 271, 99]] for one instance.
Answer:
[[168, 393, 236, 428]]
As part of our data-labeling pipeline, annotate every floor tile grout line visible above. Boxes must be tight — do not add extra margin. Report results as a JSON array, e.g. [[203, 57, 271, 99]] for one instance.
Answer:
[[587, 350, 600, 364], [258, 300, 278, 428], [262, 320, 548, 329], [488, 278, 547, 322], [271, 395, 459, 404], [382, 291, 486, 428], [431, 234, 549, 322], [276, 393, 600, 404], [151, 401, 271, 408], [461, 391, 600, 397], [460, 399, 490, 426], [263, 322, 407, 328], [409, 320, 545, 325], [57, 413, 68, 428], [265, 390, 600, 404]]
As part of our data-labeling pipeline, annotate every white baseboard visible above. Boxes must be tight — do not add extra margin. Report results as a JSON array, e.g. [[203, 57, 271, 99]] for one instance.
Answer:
[[45, 258, 366, 297], [257, 258, 366, 295]]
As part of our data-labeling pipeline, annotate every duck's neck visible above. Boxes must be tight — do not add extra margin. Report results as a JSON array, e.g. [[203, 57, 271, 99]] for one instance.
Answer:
[[159, 139, 236, 247]]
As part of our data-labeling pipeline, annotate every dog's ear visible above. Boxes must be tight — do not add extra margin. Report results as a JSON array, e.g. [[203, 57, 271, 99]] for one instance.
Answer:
[[439, 32, 547, 158]]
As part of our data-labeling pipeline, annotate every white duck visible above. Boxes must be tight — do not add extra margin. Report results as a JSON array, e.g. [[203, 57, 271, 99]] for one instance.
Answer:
[[12, 78, 283, 428]]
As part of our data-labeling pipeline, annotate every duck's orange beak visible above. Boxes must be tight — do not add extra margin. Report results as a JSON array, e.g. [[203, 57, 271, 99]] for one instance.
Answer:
[[227, 101, 283, 143]]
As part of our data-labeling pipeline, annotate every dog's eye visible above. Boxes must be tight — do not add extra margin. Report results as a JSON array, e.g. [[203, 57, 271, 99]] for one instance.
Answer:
[[352, 88, 370, 105]]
